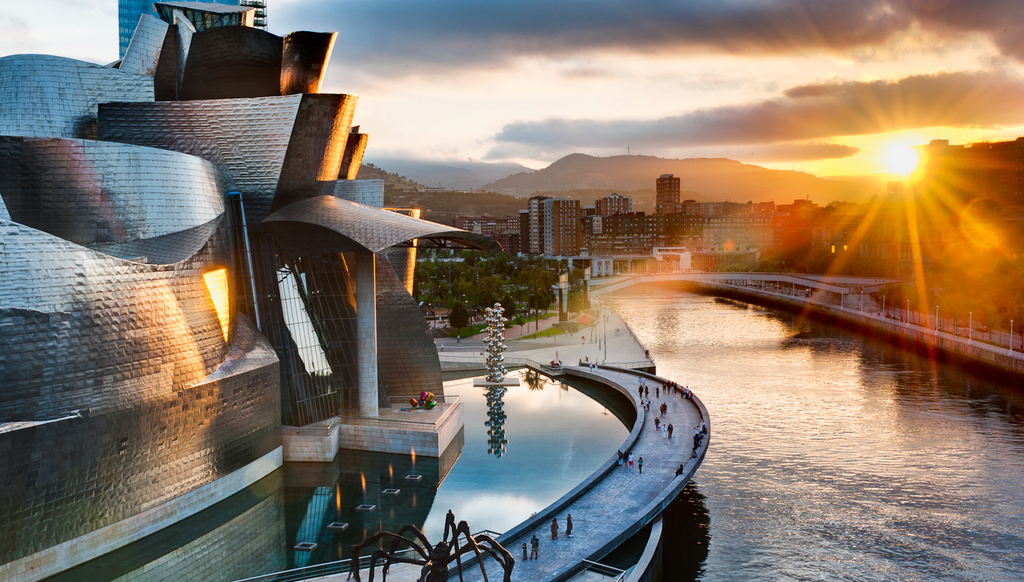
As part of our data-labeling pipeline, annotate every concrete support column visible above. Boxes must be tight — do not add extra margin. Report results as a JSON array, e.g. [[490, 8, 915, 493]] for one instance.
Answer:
[[355, 251, 378, 417]]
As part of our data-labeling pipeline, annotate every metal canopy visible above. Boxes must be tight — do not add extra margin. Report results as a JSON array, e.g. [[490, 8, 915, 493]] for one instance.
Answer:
[[262, 195, 502, 255]]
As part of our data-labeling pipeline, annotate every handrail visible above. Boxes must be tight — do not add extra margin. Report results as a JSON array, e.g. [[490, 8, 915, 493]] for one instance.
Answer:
[[231, 549, 419, 582], [579, 559, 626, 581]]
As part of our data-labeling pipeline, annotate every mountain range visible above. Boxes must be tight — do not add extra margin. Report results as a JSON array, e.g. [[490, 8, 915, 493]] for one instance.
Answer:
[[482, 154, 878, 204]]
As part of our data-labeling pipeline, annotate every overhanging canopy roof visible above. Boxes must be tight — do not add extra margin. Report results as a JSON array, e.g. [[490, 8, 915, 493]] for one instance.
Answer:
[[262, 195, 502, 256]]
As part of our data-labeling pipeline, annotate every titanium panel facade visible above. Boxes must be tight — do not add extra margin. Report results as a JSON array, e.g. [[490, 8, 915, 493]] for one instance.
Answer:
[[338, 130, 369, 181], [0, 55, 153, 140], [0, 137, 225, 246], [181, 26, 283, 100], [334, 178, 382, 207], [375, 252, 444, 400], [119, 14, 170, 77], [281, 31, 337, 95]]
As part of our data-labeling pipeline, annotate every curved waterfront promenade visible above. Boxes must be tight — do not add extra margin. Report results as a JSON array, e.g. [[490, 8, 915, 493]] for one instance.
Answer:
[[455, 364, 708, 582]]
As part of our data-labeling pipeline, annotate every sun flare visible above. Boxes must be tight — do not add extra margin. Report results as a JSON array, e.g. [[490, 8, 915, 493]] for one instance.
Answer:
[[885, 145, 920, 176]]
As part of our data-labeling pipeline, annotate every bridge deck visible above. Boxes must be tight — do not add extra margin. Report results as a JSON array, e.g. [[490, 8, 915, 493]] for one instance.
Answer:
[[452, 365, 706, 582]]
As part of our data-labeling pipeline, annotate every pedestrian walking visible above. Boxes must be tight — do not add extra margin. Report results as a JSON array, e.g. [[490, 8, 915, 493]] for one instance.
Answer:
[[530, 535, 539, 559], [668, 424, 674, 439], [656, 385, 659, 398], [522, 542, 528, 560], [617, 449, 623, 467], [661, 423, 667, 439], [638, 456, 643, 474], [565, 514, 573, 538], [551, 517, 559, 539], [628, 452, 634, 469], [644, 385, 649, 398]]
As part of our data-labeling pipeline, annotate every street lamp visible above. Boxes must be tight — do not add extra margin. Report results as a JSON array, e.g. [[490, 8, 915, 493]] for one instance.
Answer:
[[935, 305, 939, 332]]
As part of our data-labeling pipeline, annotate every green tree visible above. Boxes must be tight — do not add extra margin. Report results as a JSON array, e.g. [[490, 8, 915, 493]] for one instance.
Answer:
[[449, 302, 471, 335]]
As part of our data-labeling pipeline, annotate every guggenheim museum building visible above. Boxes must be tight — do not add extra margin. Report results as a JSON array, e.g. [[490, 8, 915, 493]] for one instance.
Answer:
[[0, 2, 496, 579]]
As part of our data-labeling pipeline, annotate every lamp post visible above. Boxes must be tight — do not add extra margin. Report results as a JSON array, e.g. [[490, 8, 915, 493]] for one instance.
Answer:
[[906, 299, 910, 327], [969, 312, 972, 342], [935, 305, 939, 332], [1011, 320, 1014, 354]]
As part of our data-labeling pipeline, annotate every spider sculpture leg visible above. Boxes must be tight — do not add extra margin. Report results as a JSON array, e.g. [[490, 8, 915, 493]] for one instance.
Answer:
[[350, 530, 431, 582]]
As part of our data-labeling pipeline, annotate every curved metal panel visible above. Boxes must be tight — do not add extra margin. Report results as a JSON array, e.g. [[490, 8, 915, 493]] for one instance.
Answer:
[[89, 216, 223, 264], [119, 14, 170, 77], [0, 137, 225, 246], [281, 31, 337, 95], [339, 130, 368, 180], [181, 26, 283, 100], [263, 195, 503, 254], [375, 252, 443, 400], [0, 55, 153, 139]]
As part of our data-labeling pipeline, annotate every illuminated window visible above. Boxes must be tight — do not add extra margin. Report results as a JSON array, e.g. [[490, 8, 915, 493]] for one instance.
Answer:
[[831, 244, 835, 254], [843, 244, 848, 252], [203, 268, 231, 342]]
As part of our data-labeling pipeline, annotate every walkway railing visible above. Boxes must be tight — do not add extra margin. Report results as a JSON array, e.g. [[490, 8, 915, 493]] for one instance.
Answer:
[[576, 559, 626, 581], [438, 353, 654, 371]]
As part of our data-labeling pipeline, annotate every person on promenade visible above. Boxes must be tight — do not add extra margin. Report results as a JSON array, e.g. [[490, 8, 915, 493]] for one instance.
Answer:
[[551, 517, 559, 539], [675, 464, 684, 477], [644, 385, 649, 398], [668, 424, 674, 439], [530, 535, 539, 559], [655, 385, 659, 398], [662, 423, 667, 439], [565, 514, 573, 537], [638, 456, 644, 474], [654, 417, 660, 430], [618, 449, 624, 468], [628, 452, 634, 469], [522, 542, 528, 560]]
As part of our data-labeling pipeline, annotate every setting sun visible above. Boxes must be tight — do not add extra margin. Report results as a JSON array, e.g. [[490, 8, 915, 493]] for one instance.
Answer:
[[885, 145, 920, 176]]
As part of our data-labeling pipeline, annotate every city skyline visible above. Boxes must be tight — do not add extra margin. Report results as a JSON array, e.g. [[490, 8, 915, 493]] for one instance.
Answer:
[[4, 1, 1024, 178]]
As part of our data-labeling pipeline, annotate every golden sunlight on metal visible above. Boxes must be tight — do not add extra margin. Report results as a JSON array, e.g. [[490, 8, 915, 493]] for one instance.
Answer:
[[203, 268, 231, 342], [885, 144, 920, 176]]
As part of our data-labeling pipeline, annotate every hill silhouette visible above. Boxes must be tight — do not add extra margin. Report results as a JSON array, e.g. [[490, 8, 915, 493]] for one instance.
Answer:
[[483, 153, 875, 204]]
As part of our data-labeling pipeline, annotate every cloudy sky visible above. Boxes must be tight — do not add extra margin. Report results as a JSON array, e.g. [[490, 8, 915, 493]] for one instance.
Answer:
[[4, 0, 1024, 176]]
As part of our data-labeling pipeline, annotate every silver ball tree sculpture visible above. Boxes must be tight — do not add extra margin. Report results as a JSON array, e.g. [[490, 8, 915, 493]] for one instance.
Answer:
[[484, 303, 508, 382]]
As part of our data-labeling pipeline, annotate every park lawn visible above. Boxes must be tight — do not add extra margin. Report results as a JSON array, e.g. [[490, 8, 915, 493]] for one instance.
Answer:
[[517, 328, 566, 340]]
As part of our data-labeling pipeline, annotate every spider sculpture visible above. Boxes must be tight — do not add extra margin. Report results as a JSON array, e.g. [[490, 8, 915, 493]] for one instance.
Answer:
[[349, 510, 514, 582]]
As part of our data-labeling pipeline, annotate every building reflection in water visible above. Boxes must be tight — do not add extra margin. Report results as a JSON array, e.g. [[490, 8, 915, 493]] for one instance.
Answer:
[[42, 472, 287, 582], [282, 432, 463, 569], [485, 386, 509, 457], [661, 482, 711, 581]]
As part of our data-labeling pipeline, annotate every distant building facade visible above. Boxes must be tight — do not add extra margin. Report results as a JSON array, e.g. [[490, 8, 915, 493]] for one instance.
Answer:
[[596, 192, 633, 215], [656, 174, 681, 214], [119, 0, 243, 57]]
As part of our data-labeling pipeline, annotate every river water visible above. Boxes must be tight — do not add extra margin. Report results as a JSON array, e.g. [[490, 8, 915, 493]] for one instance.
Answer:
[[608, 290, 1024, 581]]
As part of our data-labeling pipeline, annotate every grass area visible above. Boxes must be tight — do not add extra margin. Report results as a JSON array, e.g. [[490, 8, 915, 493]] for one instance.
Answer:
[[447, 324, 487, 338], [517, 328, 566, 340]]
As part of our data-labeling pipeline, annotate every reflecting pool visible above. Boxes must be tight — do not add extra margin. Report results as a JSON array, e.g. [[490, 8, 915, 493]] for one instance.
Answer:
[[42, 370, 627, 580]]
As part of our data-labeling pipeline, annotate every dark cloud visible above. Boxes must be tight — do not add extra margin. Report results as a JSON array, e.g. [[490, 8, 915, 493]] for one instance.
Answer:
[[487, 70, 1024, 156], [273, 0, 1024, 75]]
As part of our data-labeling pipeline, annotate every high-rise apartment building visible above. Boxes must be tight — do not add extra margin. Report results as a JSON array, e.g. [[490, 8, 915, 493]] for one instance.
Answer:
[[543, 197, 582, 256], [527, 195, 549, 254], [119, 0, 245, 57], [596, 192, 633, 216], [656, 173, 681, 214]]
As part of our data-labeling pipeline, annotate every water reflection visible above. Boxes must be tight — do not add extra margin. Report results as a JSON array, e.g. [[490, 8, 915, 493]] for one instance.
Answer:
[[610, 290, 1024, 582], [484, 386, 509, 457]]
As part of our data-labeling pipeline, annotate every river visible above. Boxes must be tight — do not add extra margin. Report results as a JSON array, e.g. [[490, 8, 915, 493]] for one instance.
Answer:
[[609, 290, 1024, 581]]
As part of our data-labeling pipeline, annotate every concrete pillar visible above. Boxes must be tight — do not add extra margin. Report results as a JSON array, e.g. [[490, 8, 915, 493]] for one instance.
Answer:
[[355, 252, 378, 417]]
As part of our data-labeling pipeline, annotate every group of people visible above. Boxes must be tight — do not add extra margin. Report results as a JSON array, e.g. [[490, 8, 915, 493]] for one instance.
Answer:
[[691, 419, 707, 458], [521, 514, 573, 561], [616, 449, 645, 474]]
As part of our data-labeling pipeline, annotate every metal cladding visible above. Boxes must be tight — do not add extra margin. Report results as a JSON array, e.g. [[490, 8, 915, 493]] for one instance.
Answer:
[[281, 31, 337, 95], [263, 195, 504, 255], [98, 93, 358, 223], [119, 14, 170, 77], [0, 136, 225, 246], [0, 55, 153, 140], [181, 26, 284, 100], [0, 11, 497, 576], [375, 252, 444, 398], [339, 127, 369, 180]]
